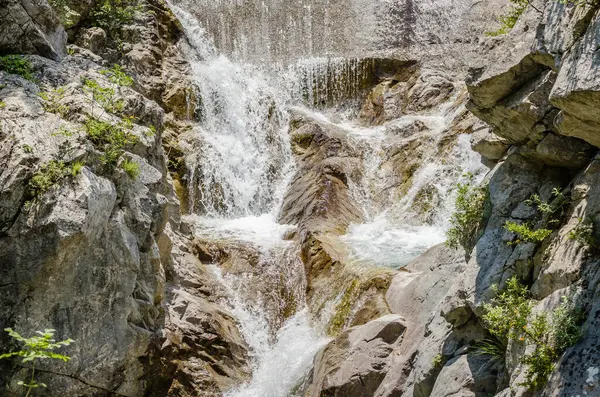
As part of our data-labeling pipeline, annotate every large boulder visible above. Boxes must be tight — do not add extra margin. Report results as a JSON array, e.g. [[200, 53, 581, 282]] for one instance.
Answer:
[[305, 315, 407, 397]]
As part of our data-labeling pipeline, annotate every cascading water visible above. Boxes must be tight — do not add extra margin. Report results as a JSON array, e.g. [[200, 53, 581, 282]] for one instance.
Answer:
[[168, 0, 487, 395]]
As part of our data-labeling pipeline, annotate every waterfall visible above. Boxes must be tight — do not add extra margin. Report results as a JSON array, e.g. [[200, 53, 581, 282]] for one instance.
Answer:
[[168, 0, 486, 395]]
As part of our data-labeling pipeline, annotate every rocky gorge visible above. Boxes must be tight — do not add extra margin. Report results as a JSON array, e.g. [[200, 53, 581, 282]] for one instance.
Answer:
[[0, 0, 600, 396]]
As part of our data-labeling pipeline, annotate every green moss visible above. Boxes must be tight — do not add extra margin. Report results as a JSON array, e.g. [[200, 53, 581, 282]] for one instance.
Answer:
[[327, 279, 358, 336]]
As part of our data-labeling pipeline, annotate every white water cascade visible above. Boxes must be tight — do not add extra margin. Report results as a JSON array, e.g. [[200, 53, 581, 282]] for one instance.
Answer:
[[168, 1, 486, 396]]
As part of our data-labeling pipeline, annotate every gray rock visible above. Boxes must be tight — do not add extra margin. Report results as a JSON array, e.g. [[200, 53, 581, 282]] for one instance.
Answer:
[[305, 315, 407, 397], [0, 0, 67, 60]]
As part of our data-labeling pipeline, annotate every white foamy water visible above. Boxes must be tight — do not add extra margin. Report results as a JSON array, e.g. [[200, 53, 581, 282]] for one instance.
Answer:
[[169, 0, 486, 395]]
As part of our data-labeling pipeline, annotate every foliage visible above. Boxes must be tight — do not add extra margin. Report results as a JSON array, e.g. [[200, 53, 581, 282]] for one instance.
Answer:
[[48, 0, 80, 28], [28, 160, 72, 198], [0, 55, 35, 81], [22, 144, 34, 154], [121, 158, 140, 179], [470, 337, 506, 364], [504, 188, 569, 245], [100, 64, 134, 87], [486, 0, 528, 36], [327, 280, 358, 335], [89, 0, 142, 35], [39, 86, 69, 117], [504, 221, 553, 244], [0, 100, 5, 109], [71, 161, 84, 177], [85, 117, 138, 168], [568, 217, 596, 247], [482, 278, 583, 391], [432, 353, 443, 369], [446, 173, 488, 250], [520, 297, 583, 390], [482, 277, 532, 342], [82, 78, 124, 116], [0, 328, 74, 396]]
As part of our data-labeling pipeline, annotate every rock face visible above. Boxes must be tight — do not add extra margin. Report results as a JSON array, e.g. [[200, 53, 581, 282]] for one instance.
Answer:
[[0, 0, 67, 60], [0, 1, 247, 396]]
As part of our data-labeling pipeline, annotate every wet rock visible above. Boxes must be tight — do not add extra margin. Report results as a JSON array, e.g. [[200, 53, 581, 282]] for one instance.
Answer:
[[305, 315, 407, 397]]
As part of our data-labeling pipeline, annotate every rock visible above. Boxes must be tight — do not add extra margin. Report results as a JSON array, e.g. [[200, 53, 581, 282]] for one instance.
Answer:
[[518, 132, 596, 169], [0, 0, 67, 60], [470, 122, 510, 162], [75, 27, 107, 55], [550, 9, 600, 148], [429, 354, 500, 397], [305, 315, 407, 397]]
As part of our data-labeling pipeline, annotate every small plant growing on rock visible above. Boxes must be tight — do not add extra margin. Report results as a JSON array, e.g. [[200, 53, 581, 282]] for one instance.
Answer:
[[482, 279, 583, 391], [121, 158, 140, 179], [85, 116, 138, 168], [28, 160, 73, 199], [568, 217, 596, 247], [0, 55, 35, 81], [483, 276, 532, 342], [48, 0, 80, 28], [39, 86, 69, 117], [0, 328, 74, 397], [432, 353, 443, 369], [446, 173, 488, 250], [82, 78, 125, 116], [100, 64, 134, 87], [504, 221, 553, 244]]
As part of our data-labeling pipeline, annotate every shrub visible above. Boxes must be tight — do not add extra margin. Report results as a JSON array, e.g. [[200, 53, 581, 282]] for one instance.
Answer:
[[85, 117, 138, 168], [48, 0, 80, 28], [504, 221, 553, 244], [0, 328, 74, 396], [568, 217, 595, 247], [100, 64, 134, 87], [482, 278, 583, 391], [90, 0, 142, 36], [446, 174, 488, 250], [482, 276, 532, 342], [470, 337, 506, 364], [121, 158, 140, 179], [82, 78, 125, 116], [39, 86, 69, 117], [0, 55, 35, 81], [28, 160, 72, 198]]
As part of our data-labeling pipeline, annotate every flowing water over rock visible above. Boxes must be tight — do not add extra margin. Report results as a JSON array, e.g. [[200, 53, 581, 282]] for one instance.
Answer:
[[169, 1, 486, 395]]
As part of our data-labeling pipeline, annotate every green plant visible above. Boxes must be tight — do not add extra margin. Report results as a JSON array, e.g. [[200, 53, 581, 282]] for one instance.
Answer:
[[121, 158, 140, 179], [90, 0, 142, 36], [0, 100, 6, 109], [482, 278, 583, 391], [432, 353, 443, 369], [519, 297, 583, 390], [82, 78, 124, 116], [483, 277, 532, 342], [48, 0, 80, 28], [568, 217, 596, 247], [71, 161, 84, 176], [504, 221, 553, 244], [51, 126, 76, 138], [84, 117, 138, 168], [446, 174, 488, 250], [470, 337, 506, 364], [39, 86, 69, 117], [100, 64, 134, 87], [0, 328, 74, 396], [28, 160, 72, 198], [0, 55, 35, 81], [22, 144, 34, 154]]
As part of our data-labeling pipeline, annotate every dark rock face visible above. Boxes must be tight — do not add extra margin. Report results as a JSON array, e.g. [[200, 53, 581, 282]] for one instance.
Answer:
[[0, 0, 67, 59]]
